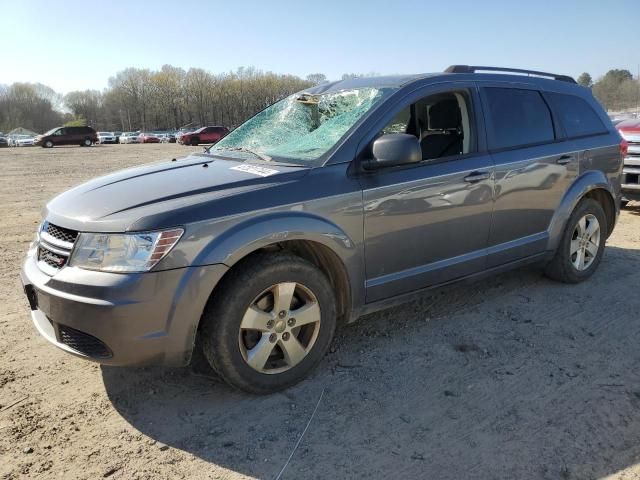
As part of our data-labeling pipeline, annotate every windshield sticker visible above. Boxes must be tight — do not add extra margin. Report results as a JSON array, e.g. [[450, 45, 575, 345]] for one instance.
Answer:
[[230, 164, 280, 177]]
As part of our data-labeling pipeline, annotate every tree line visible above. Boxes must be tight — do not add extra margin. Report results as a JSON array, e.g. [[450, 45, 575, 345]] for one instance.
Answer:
[[577, 69, 640, 112], [0, 66, 320, 134], [1, 66, 638, 134]]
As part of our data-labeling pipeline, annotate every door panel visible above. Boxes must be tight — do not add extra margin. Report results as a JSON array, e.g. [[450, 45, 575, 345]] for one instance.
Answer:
[[478, 84, 575, 267], [361, 154, 493, 302], [487, 143, 576, 266], [53, 128, 65, 145]]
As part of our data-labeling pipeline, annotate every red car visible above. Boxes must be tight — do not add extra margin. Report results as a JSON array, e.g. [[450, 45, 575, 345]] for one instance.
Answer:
[[616, 119, 640, 206], [179, 126, 229, 146], [138, 133, 161, 144]]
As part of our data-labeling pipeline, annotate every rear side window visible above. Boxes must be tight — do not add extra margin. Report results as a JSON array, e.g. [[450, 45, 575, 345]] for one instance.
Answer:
[[546, 93, 607, 138], [483, 88, 555, 150]]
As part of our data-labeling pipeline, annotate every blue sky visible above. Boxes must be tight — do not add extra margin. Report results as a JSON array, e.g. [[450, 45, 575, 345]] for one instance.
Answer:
[[2, 0, 638, 93]]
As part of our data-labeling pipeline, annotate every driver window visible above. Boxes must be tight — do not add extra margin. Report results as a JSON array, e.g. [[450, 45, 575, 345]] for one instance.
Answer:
[[381, 108, 410, 135], [380, 90, 473, 160], [54, 128, 65, 136]]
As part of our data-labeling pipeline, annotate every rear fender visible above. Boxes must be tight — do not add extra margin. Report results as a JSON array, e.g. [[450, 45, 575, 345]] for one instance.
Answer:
[[547, 170, 615, 251]]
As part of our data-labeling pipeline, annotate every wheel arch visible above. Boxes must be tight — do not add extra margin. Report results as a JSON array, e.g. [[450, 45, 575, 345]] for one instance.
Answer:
[[548, 171, 617, 251], [194, 213, 360, 328]]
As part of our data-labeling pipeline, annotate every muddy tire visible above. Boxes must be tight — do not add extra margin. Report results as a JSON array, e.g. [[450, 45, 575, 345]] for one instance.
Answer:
[[545, 198, 606, 283], [200, 252, 336, 394]]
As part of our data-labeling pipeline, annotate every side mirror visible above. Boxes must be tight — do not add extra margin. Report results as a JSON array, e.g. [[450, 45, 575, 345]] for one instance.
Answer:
[[363, 133, 422, 170]]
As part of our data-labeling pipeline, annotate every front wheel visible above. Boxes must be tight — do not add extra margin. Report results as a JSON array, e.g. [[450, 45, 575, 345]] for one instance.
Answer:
[[545, 198, 606, 283], [44, 140, 53, 148], [190, 137, 199, 146], [83, 138, 92, 147], [200, 253, 337, 394]]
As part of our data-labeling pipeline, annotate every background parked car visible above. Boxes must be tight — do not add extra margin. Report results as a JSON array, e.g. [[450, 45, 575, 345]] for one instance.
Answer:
[[97, 132, 117, 144], [138, 132, 160, 144], [15, 135, 36, 147], [34, 126, 97, 147], [0, 136, 8, 148], [616, 119, 640, 206], [178, 126, 229, 146], [118, 132, 139, 144]]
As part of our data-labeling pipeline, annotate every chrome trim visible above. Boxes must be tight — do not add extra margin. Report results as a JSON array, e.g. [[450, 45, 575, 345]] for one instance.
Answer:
[[621, 133, 640, 143], [39, 238, 72, 256], [624, 157, 640, 167], [621, 184, 640, 191], [36, 259, 63, 276]]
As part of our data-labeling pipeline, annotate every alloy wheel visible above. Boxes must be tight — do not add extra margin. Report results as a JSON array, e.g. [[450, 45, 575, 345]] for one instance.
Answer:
[[238, 282, 321, 374], [570, 213, 600, 271]]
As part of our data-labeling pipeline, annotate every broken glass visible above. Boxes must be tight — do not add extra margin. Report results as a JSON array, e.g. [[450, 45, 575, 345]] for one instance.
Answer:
[[211, 87, 392, 163]]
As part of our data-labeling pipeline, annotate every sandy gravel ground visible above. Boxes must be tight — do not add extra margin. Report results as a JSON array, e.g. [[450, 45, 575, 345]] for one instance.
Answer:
[[1, 144, 640, 480]]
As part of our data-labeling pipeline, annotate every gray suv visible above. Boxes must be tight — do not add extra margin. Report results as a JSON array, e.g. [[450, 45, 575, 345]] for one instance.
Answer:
[[21, 66, 624, 394]]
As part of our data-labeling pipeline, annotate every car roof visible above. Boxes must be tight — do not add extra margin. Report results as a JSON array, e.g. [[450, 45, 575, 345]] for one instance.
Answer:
[[302, 69, 581, 95]]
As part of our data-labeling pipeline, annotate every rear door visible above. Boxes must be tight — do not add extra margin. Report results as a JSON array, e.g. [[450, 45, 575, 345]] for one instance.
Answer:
[[65, 127, 80, 145], [479, 84, 575, 267]]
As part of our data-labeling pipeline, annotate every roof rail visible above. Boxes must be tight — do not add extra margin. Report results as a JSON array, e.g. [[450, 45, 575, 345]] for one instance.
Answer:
[[444, 65, 577, 84]]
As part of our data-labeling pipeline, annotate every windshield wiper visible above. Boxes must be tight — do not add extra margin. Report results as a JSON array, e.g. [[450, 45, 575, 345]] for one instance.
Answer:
[[215, 146, 272, 162]]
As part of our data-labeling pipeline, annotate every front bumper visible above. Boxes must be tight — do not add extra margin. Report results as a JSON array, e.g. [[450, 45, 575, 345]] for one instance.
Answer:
[[20, 253, 228, 366]]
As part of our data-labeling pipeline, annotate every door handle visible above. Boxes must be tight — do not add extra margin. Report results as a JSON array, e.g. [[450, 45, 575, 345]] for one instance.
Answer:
[[556, 154, 574, 165], [464, 171, 491, 183]]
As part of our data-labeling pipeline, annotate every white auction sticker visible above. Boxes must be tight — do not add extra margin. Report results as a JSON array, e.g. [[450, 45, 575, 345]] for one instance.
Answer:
[[230, 164, 280, 177]]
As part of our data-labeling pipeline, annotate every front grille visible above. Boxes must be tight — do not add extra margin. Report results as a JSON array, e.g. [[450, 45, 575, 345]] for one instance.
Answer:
[[46, 223, 78, 244], [38, 246, 67, 269], [58, 324, 112, 359]]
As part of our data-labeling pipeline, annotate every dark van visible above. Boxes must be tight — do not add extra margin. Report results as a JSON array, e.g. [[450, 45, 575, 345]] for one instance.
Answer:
[[35, 126, 98, 148]]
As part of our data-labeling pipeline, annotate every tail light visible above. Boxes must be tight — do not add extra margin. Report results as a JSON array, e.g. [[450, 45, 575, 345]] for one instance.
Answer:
[[620, 138, 629, 157]]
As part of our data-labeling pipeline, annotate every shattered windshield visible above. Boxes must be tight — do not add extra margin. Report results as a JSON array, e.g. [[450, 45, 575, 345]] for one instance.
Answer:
[[210, 87, 390, 164]]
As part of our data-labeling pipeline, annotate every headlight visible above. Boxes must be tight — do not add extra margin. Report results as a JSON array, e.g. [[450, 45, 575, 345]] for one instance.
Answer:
[[69, 228, 183, 273]]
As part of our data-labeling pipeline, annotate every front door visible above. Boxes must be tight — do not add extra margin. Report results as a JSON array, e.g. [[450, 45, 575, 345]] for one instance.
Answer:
[[359, 85, 494, 302], [52, 128, 66, 145]]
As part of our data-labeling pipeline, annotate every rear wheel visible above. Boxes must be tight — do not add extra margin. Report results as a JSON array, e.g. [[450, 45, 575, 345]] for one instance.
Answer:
[[200, 253, 336, 394], [545, 198, 606, 283]]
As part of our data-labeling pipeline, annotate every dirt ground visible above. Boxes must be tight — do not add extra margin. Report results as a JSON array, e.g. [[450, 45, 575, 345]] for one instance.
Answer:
[[1, 144, 640, 480]]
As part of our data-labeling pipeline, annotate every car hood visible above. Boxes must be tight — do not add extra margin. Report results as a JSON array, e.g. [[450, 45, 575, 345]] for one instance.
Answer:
[[45, 154, 310, 232]]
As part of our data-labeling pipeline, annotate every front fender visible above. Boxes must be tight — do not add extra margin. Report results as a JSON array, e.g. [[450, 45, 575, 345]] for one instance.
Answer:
[[191, 212, 362, 316], [193, 212, 357, 267], [547, 170, 616, 252]]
